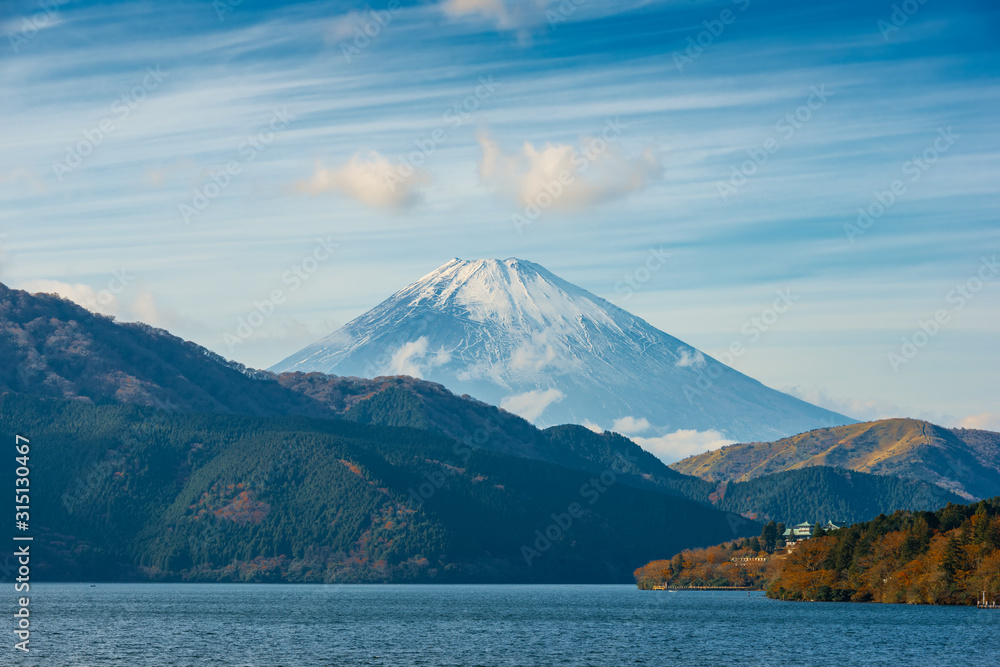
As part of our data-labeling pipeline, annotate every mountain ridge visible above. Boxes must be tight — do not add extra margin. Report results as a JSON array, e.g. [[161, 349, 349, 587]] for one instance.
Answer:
[[670, 418, 1000, 500], [0, 282, 334, 419], [0, 281, 972, 532], [273, 373, 965, 524], [271, 258, 853, 442]]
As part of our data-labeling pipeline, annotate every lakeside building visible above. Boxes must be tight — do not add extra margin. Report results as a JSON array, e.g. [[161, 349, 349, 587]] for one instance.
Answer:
[[782, 520, 845, 544], [783, 522, 815, 542]]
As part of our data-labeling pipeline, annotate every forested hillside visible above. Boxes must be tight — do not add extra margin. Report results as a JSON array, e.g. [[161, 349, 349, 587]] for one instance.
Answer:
[[0, 394, 758, 583], [715, 466, 964, 524], [635, 498, 1000, 605], [0, 284, 334, 418], [768, 499, 1000, 604], [280, 374, 964, 525], [280, 372, 701, 495], [671, 419, 1000, 500]]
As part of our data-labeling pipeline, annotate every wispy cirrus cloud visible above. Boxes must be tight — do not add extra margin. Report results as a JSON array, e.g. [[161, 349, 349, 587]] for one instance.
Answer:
[[0, 0, 996, 425]]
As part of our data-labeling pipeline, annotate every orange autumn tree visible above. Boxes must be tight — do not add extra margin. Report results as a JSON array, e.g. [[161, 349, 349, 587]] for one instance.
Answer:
[[767, 498, 1000, 604], [634, 542, 779, 590], [636, 498, 1000, 605]]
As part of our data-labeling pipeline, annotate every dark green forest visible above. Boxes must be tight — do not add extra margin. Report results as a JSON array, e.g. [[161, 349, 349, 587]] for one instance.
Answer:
[[0, 394, 757, 583], [294, 379, 965, 527], [715, 466, 964, 524]]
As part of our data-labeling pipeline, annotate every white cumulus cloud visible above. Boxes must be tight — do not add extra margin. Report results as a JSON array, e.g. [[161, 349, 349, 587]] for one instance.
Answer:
[[442, 0, 508, 22], [18, 279, 184, 331], [511, 338, 556, 371], [958, 412, 1000, 432], [0, 165, 46, 193], [783, 386, 906, 423], [297, 151, 428, 209], [477, 133, 659, 211], [500, 387, 564, 422], [632, 429, 734, 464], [441, 0, 548, 33], [675, 348, 706, 369], [612, 415, 652, 435], [21, 279, 118, 316], [509, 331, 578, 373], [388, 336, 452, 378]]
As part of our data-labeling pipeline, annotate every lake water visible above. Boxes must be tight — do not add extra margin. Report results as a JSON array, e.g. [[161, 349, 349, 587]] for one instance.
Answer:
[[7, 584, 999, 665]]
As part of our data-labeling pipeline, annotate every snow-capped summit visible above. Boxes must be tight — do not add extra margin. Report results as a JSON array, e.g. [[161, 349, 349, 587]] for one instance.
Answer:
[[271, 258, 852, 451]]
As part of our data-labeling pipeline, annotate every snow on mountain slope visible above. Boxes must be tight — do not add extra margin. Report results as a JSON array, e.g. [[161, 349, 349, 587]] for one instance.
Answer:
[[270, 258, 853, 458]]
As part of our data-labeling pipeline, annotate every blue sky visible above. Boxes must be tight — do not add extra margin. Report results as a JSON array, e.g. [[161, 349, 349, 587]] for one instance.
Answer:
[[1, 0, 998, 429]]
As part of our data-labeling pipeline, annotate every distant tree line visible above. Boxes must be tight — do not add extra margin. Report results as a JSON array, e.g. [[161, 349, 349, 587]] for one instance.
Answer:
[[636, 498, 1000, 605]]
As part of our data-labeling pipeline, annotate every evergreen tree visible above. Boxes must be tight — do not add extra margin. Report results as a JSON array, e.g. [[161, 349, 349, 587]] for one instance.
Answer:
[[901, 530, 922, 562], [761, 521, 778, 552], [942, 535, 962, 583], [671, 553, 684, 576]]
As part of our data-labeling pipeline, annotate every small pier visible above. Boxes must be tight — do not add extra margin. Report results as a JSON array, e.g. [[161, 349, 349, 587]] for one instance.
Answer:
[[977, 592, 998, 609], [650, 585, 753, 591]]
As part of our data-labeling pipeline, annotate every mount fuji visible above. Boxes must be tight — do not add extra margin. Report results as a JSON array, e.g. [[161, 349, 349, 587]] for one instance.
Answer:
[[270, 258, 853, 450]]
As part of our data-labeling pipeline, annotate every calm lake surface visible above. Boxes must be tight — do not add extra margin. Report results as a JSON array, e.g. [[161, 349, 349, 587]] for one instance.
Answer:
[[7, 584, 999, 665]]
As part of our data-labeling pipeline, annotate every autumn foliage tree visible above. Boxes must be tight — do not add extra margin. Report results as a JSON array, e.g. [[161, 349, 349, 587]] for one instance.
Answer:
[[766, 499, 1000, 604], [637, 499, 1000, 605]]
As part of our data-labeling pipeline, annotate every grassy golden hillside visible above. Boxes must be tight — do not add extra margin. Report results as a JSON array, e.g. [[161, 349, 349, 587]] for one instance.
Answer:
[[669, 419, 1000, 500]]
